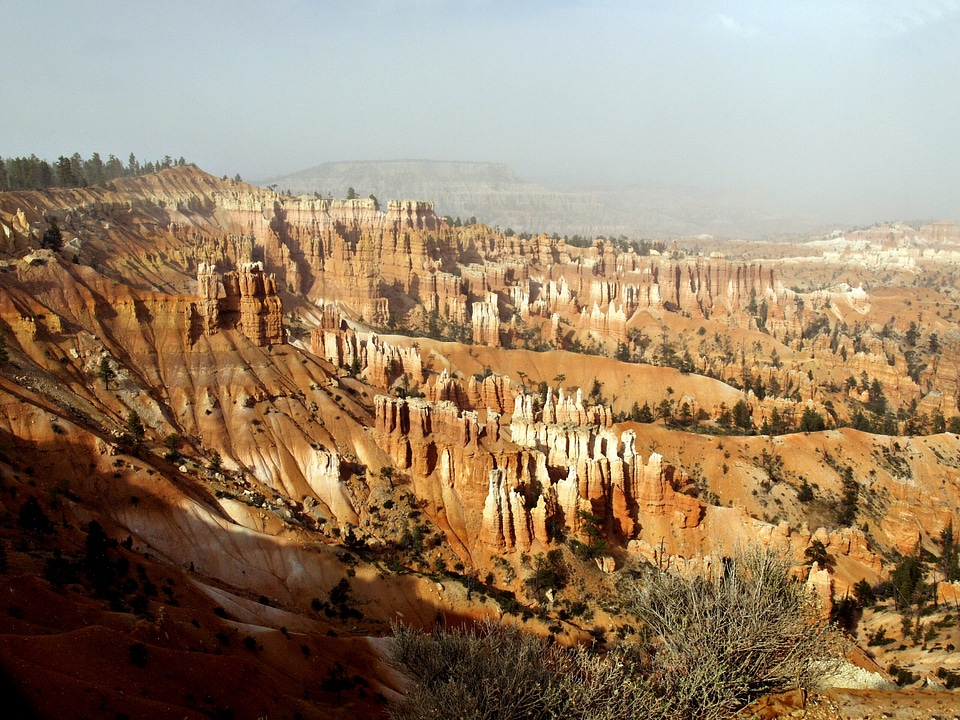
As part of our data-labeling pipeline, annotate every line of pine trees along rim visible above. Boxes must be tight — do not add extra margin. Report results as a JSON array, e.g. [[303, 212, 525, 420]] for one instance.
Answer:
[[0, 152, 193, 191]]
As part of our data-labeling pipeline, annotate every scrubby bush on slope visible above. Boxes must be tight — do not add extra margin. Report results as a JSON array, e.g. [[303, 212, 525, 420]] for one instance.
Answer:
[[623, 548, 838, 719], [388, 620, 654, 720], [388, 548, 838, 720]]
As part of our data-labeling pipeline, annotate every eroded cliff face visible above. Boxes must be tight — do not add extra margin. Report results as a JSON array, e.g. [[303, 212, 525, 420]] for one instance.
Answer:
[[0, 167, 807, 349], [195, 261, 285, 346], [25, 167, 956, 427], [3, 166, 960, 620]]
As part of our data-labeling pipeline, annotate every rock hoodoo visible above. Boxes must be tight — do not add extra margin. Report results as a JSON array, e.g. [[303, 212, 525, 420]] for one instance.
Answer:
[[193, 261, 285, 346]]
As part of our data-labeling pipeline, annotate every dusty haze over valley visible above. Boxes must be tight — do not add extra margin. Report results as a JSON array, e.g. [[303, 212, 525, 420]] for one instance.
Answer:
[[2, 2, 960, 720], [3, 1, 959, 230]]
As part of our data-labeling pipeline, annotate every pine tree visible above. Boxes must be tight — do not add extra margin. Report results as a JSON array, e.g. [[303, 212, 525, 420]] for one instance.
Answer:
[[105, 154, 124, 180], [55, 156, 77, 187], [733, 399, 752, 430], [41, 219, 63, 250], [98, 357, 116, 389], [84, 152, 105, 186], [36, 160, 54, 188], [940, 520, 960, 582], [69, 153, 85, 186], [126, 411, 145, 441]]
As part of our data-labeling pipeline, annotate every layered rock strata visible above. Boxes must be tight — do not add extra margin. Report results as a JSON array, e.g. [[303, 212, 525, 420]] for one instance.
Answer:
[[371, 388, 703, 555], [194, 262, 285, 346], [311, 325, 423, 389]]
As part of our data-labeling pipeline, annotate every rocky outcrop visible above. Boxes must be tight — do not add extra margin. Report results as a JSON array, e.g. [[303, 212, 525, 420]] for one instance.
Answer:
[[472, 292, 500, 346], [805, 562, 834, 618], [197, 262, 221, 333], [468, 373, 515, 414], [423, 369, 516, 415], [422, 271, 467, 321], [370, 386, 704, 556], [387, 200, 439, 231], [580, 302, 627, 342], [480, 469, 533, 551], [478, 428, 704, 550], [304, 449, 356, 524], [374, 395, 482, 470], [192, 262, 285, 346], [7, 167, 812, 357], [512, 387, 612, 429], [311, 327, 423, 388]]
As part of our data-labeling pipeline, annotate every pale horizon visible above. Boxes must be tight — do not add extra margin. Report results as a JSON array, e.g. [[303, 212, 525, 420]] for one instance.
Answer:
[[3, 0, 959, 227]]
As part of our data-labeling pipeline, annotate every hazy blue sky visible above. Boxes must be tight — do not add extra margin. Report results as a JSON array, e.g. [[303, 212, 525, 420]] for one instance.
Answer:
[[3, 0, 959, 224]]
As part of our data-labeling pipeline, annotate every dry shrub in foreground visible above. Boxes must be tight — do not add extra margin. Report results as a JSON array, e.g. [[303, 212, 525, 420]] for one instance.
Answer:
[[623, 547, 840, 720], [388, 620, 656, 720], [388, 548, 839, 720]]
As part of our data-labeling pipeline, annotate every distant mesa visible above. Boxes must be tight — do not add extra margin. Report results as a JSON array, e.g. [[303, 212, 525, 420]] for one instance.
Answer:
[[259, 160, 814, 239]]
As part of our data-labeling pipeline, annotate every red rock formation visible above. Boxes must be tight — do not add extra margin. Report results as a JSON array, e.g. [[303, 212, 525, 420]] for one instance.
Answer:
[[375, 389, 667, 553], [197, 262, 220, 333], [318, 303, 345, 331], [191, 261, 285, 346], [4, 167, 813, 356], [468, 373, 515, 414], [232, 263, 285, 346], [509, 283, 532, 320], [513, 387, 612, 430], [805, 562, 834, 618], [422, 271, 467, 321], [387, 200, 439, 231], [480, 469, 533, 551], [374, 395, 482, 471], [580, 302, 627, 342], [311, 329, 423, 388], [472, 292, 500, 346]]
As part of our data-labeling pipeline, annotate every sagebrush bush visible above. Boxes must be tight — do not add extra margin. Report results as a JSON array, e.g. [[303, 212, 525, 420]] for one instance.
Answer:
[[388, 548, 838, 720], [387, 620, 659, 720], [623, 547, 838, 719]]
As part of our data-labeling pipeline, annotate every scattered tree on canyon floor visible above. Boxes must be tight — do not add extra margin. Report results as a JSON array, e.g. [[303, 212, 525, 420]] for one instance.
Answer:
[[732, 399, 753, 431], [804, 539, 831, 567], [939, 520, 960, 582]]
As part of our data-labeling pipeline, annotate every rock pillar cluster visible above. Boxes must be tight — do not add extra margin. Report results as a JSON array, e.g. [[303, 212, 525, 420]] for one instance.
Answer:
[[311, 328, 424, 389], [472, 292, 500, 346], [192, 262, 285, 346]]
